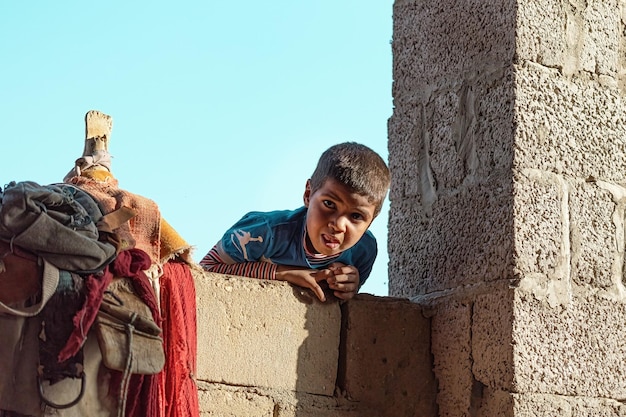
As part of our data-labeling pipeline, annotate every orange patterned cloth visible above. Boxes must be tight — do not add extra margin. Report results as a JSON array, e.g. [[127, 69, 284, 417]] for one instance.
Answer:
[[66, 174, 193, 263], [66, 175, 162, 263]]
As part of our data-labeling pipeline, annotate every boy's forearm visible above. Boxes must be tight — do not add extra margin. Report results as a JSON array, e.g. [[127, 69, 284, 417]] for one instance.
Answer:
[[201, 244, 276, 279], [202, 255, 277, 280]]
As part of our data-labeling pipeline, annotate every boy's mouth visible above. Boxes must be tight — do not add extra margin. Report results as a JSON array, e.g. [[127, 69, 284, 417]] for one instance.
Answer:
[[322, 234, 341, 250]]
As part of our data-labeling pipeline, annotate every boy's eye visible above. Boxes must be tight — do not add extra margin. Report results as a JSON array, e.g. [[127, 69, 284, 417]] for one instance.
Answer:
[[351, 212, 364, 221], [323, 200, 336, 209]]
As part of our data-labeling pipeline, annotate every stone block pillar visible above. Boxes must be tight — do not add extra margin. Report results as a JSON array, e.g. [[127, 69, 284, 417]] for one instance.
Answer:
[[389, 0, 626, 415]]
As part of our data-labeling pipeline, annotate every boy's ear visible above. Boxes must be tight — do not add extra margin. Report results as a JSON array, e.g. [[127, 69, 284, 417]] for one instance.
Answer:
[[303, 179, 312, 207]]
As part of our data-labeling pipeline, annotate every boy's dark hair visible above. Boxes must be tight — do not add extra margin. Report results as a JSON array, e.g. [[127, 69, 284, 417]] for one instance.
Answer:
[[309, 142, 390, 217]]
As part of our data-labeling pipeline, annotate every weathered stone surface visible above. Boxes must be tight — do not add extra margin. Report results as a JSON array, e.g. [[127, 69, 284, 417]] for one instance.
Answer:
[[428, 286, 626, 413], [458, 389, 626, 417], [513, 290, 626, 398], [512, 393, 626, 416], [516, 0, 620, 77], [512, 171, 567, 293], [514, 64, 626, 180], [569, 181, 622, 289], [198, 386, 276, 417], [276, 399, 362, 417], [388, 176, 515, 297], [339, 294, 436, 417], [195, 272, 341, 396], [477, 388, 514, 417], [472, 290, 515, 391], [391, 0, 515, 91], [431, 300, 473, 417], [388, 61, 518, 297], [197, 384, 362, 417]]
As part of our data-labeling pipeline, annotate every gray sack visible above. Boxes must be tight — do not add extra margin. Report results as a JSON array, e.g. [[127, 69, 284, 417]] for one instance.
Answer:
[[0, 181, 116, 274]]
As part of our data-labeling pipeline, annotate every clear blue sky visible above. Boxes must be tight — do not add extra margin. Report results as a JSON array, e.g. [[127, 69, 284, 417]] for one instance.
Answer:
[[0, 1, 394, 296]]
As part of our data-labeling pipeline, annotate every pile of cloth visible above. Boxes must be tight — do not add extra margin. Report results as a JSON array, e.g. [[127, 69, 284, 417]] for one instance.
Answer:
[[0, 167, 200, 417]]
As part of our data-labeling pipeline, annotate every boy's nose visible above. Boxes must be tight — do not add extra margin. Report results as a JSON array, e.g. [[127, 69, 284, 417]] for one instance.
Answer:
[[330, 216, 347, 232]]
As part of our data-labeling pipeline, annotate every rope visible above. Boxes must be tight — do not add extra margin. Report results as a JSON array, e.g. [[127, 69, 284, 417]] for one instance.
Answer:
[[117, 312, 137, 417]]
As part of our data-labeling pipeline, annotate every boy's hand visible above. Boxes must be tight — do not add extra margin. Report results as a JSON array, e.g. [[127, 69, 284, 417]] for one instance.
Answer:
[[275, 265, 332, 302], [327, 263, 359, 300]]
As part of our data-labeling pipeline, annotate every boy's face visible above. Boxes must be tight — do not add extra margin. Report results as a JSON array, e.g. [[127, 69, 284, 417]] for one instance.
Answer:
[[303, 178, 376, 256]]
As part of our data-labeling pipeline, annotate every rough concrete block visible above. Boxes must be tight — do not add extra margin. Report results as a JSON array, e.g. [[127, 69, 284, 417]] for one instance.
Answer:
[[569, 181, 621, 289], [516, 0, 620, 77], [388, 67, 518, 299], [388, 68, 516, 193], [198, 386, 276, 417], [431, 300, 473, 417], [389, 177, 515, 297], [477, 388, 514, 417], [472, 290, 515, 391], [513, 393, 576, 417], [387, 100, 434, 203], [512, 393, 626, 416], [512, 171, 567, 283], [276, 400, 362, 417], [277, 407, 358, 417], [514, 64, 626, 181], [392, 0, 515, 89], [513, 290, 626, 398], [390, 0, 626, 415], [339, 294, 436, 417], [195, 272, 341, 396], [196, 381, 362, 417], [516, 1, 567, 70]]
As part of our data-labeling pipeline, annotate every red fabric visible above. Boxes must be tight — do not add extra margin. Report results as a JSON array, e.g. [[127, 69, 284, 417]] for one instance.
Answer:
[[108, 258, 199, 417], [160, 261, 199, 417], [57, 250, 198, 417], [57, 249, 154, 362], [57, 265, 113, 362], [113, 249, 162, 326]]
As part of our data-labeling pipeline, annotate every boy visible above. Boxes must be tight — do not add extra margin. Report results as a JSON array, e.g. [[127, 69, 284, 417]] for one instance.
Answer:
[[200, 142, 390, 302]]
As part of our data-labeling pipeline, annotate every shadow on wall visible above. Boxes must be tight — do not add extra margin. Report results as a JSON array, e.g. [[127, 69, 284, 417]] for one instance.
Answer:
[[293, 287, 344, 416], [295, 292, 438, 417]]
